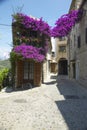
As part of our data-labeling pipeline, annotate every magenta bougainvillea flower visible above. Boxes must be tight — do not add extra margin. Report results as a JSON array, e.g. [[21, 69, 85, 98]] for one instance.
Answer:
[[12, 13, 51, 36], [13, 43, 47, 62], [12, 10, 82, 38], [51, 10, 83, 37], [12, 10, 82, 62], [12, 13, 50, 62]]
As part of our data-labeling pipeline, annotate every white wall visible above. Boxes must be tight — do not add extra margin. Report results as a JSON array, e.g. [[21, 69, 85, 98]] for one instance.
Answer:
[[51, 37, 58, 60]]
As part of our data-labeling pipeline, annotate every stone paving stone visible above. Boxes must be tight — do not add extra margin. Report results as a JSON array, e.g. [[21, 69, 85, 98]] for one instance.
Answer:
[[0, 74, 87, 130]]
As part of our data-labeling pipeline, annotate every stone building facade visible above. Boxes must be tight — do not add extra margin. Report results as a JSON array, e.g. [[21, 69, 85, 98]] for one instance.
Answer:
[[51, 37, 68, 75], [76, 0, 87, 86], [57, 37, 68, 75], [68, 0, 87, 87]]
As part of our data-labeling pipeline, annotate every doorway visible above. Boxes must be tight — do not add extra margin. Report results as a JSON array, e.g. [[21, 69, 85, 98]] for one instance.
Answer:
[[72, 63, 76, 78], [58, 58, 68, 75]]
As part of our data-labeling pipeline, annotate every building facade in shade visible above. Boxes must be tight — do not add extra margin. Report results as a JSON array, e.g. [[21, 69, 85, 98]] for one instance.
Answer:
[[68, 0, 87, 87], [51, 37, 68, 75]]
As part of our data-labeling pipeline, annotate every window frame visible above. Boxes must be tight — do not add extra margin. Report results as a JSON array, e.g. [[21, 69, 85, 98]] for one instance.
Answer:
[[77, 35, 81, 48], [59, 45, 66, 52], [85, 28, 87, 44], [24, 61, 34, 80]]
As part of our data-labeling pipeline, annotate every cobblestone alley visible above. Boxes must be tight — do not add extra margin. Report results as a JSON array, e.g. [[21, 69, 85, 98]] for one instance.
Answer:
[[0, 74, 87, 130]]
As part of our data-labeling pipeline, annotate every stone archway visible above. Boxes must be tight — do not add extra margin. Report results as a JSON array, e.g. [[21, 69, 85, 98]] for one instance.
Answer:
[[58, 58, 68, 75]]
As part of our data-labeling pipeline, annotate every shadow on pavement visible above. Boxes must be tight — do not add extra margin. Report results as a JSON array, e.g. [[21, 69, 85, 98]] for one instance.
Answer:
[[55, 100, 87, 130], [55, 75, 87, 130], [44, 74, 57, 85], [56, 75, 83, 96], [44, 80, 57, 85], [50, 75, 57, 79], [3, 85, 33, 93]]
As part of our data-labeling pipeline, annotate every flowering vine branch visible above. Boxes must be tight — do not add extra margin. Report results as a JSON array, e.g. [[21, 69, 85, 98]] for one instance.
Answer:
[[11, 10, 82, 62], [12, 44, 46, 62], [51, 10, 83, 37], [12, 13, 51, 36]]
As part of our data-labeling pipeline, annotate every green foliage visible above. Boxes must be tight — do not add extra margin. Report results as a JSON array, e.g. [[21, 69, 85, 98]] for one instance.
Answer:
[[12, 14, 22, 23], [10, 52, 16, 87], [10, 51, 17, 62], [0, 68, 9, 90], [10, 51, 23, 62], [0, 59, 11, 69]]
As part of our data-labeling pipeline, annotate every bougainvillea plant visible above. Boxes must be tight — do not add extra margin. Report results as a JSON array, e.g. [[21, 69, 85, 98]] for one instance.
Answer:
[[12, 13, 51, 62], [12, 43, 49, 62], [11, 10, 82, 62], [12, 13, 51, 36], [14, 36, 42, 47], [51, 10, 83, 38]]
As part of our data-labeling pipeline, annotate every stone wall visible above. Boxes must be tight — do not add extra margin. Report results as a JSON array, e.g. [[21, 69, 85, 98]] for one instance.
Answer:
[[76, 1, 87, 87], [68, 0, 87, 87]]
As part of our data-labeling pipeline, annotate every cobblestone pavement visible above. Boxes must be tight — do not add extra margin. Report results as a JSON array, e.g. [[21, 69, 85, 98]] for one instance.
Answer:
[[0, 74, 87, 130]]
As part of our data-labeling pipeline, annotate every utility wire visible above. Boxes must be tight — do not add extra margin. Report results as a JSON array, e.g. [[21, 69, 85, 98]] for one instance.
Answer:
[[0, 23, 12, 27]]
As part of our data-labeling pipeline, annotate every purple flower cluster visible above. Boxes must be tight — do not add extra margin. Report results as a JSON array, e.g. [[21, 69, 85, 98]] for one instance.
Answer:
[[12, 10, 82, 61], [13, 43, 45, 62], [51, 10, 82, 37], [13, 13, 51, 36]]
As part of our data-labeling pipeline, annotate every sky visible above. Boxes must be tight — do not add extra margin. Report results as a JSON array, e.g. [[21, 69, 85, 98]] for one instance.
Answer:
[[0, 0, 72, 59]]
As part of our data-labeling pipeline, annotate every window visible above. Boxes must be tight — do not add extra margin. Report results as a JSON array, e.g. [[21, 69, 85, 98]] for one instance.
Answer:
[[59, 37, 66, 41], [74, 35, 76, 47], [77, 36, 81, 48], [59, 46, 66, 52], [24, 62, 28, 79], [85, 28, 87, 44], [70, 39, 72, 49], [24, 62, 34, 80]]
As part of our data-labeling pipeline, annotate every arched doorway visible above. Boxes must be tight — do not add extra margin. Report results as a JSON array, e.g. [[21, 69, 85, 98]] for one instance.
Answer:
[[58, 58, 68, 75]]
